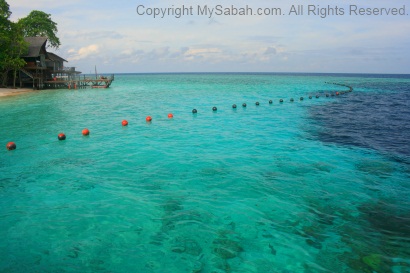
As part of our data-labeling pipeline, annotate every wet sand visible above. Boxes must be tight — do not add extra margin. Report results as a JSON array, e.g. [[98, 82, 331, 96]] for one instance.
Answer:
[[0, 87, 36, 98]]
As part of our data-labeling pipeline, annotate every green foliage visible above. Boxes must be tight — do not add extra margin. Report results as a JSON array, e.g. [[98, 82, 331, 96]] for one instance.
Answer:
[[0, 0, 11, 19], [0, 1, 60, 87], [18, 10, 60, 49], [0, 1, 27, 87], [0, 0, 11, 42], [3, 23, 27, 69], [0, 23, 27, 87]]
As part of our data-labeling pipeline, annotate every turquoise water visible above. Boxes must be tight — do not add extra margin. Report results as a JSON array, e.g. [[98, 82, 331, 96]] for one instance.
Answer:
[[1, 73, 409, 272]]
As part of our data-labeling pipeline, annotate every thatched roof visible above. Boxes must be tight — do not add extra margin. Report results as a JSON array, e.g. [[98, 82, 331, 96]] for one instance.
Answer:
[[47, 52, 67, 62], [23, 37, 47, 57]]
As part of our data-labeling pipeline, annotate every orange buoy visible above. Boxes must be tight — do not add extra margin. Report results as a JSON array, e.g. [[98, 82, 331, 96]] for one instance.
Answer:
[[122, 120, 128, 126], [82, 128, 90, 136], [6, 142, 16, 150], [168, 113, 173, 119], [58, 133, 66, 141], [146, 116, 152, 122]]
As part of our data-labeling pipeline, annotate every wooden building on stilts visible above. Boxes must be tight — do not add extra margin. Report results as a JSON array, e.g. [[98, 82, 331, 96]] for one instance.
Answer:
[[19, 37, 114, 90]]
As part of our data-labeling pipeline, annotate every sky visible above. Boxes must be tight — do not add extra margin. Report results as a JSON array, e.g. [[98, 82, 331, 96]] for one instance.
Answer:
[[8, 0, 410, 74]]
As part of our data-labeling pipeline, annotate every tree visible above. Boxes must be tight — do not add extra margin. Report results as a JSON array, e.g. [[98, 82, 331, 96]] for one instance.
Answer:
[[0, 0, 10, 19], [0, 0, 27, 88], [0, 23, 27, 88], [18, 10, 60, 49], [0, 0, 12, 52], [8, 23, 27, 88], [1, 2, 60, 87], [0, 0, 13, 87]]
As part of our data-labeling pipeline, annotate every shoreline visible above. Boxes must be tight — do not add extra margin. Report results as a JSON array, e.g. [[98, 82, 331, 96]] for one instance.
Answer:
[[0, 87, 37, 98]]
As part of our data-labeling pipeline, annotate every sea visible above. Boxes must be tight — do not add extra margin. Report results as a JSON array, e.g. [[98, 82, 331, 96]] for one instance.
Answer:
[[0, 73, 409, 273]]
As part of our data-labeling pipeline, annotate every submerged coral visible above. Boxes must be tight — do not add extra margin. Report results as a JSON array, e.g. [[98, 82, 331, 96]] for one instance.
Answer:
[[359, 201, 410, 238], [213, 238, 243, 259]]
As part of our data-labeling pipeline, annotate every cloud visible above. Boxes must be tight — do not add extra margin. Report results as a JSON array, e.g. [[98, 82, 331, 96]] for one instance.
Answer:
[[10, 0, 82, 9], [169, 47, 190, 58], [64, 31, 124, 40], [67, 44, 100, 61], [147, 47, 170, 60], [186, 48, 222, 55], [9, 0, 82, 20], [115, 47, 174, 64], [208, 18, 221, 25], [248, 36, 281, 43], [264, 47, 277, 55], [110, 46, 226, 65], [10, 0, 409, 73], [180, 47, 189, 54]]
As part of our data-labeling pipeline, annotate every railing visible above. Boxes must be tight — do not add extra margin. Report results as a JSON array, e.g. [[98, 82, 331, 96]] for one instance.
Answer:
[[62, 67, 77, 72], [69, 74, 115, 81], [52, 74, 115, 82]]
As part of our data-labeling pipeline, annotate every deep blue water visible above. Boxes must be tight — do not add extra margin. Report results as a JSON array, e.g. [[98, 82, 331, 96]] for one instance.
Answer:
[[309, 77, 410, 158], [0, 73, 409, 273]]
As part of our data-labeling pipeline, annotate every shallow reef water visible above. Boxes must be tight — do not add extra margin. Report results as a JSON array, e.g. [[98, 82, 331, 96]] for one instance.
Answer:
[[0, 73, 409, 272]]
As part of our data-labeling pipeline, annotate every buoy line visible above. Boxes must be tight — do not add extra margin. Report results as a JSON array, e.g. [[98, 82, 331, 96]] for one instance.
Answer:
[[4, 82, 353, 151]]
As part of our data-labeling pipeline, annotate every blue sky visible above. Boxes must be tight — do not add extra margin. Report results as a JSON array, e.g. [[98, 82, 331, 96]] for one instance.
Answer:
[[9, 0, 410, 74]]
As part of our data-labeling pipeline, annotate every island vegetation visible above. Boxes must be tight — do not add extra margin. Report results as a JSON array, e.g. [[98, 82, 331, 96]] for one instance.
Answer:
[[0, 0, 59, 88]]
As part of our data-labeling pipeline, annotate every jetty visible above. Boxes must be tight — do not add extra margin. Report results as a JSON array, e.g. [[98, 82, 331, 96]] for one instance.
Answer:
[[44, 73, 115, 89], [19, 37, 114, 90]]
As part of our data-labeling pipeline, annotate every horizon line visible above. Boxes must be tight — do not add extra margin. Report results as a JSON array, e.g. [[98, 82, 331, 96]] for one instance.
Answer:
[[89, 71, 410, 76]]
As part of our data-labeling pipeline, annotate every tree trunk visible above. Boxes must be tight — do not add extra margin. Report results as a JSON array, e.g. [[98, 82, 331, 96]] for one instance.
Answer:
[[12, 69, 17, 89], [0, 70, 9, 87]]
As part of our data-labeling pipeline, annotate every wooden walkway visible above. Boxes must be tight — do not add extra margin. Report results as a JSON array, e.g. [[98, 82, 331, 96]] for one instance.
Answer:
[[44, 74, 115, 89]]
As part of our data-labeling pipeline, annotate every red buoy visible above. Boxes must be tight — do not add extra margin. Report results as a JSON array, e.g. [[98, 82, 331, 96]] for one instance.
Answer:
[[146, 116, 152, 122], [122, 120, 128, 126], [82, 128, 90, 136], [58, 133, 66, 141], [168, 113, 173, 118], [6, 142, 16, 150], [336, 92, 340, 96]]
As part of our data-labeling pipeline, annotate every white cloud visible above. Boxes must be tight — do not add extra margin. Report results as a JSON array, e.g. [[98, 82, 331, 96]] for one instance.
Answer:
[[67, 44, 100, 61], [9, 0, 410, 73], [186, 48, 222, 55], [264, 47, 277, 55], [10, 0, 81, 9]]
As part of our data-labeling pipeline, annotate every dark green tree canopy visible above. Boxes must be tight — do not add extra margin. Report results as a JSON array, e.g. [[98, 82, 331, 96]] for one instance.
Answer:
[[1, 1, 60, 87], [18, 10, 60, 49], [0, 0, 11, 35], [0, 1, 27, 87], [1, 0, 13, 68], [0, 0, 10, 19]]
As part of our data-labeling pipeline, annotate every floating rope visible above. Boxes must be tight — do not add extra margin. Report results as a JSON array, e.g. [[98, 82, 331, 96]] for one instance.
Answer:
[[4, 82, 353, 152]]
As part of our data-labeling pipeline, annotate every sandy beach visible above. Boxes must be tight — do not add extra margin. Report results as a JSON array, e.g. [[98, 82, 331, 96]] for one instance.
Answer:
[[0, 87, 36, 98]]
